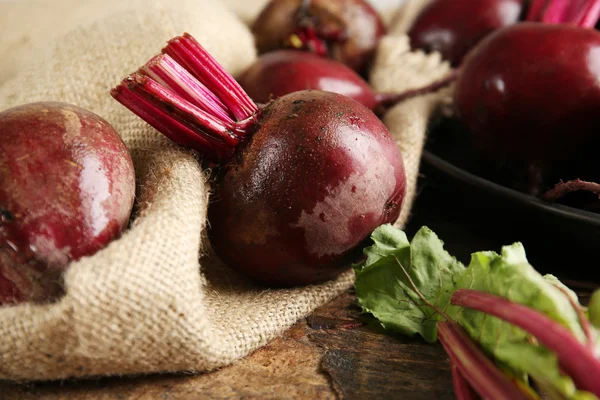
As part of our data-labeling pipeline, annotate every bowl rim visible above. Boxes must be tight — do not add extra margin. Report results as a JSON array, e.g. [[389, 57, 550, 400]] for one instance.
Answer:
[[422, 150, 600, 227]]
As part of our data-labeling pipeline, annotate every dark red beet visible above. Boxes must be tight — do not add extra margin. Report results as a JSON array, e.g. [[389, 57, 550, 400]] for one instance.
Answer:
[[237, 49, 458, 112], [0, 102, 136, 304], [238, 50, 379, 110], [454, 23, 600, 166], [208, 91, 406, 286], [408, 0, 524, 66], [112, 33, 407, 286], [252, 0, 386, 74]]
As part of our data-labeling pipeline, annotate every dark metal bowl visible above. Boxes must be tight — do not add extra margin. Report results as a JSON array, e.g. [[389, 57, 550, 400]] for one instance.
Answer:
[[405, 118, 600, 283]]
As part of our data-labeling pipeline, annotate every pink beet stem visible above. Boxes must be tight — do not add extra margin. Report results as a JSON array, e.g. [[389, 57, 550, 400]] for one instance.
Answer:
[[111, 32, 261, 163], [124, 74, 240, 148], [451, 363, 479, 400], [526, 0, 550, 21], [576, 0, 600, 27], [529, 0, 600, 27], [111, 84, 227, 163], [452, 289, 600, 397], [141, 54, 234, 124], [438, 321, 530, 400], [233, 112, 262, 135], [163, 33, 258, 125], [541, 0, 576, 24]]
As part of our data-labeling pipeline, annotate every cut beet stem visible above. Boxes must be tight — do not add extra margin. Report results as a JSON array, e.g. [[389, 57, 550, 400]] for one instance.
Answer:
[[527, 0, 551, 21], [140, 54, 234, 124], [111, 82, 228, 163], [162, 33, 258, 124], [112, 32, 262, 163], [526, 0, 600, 27]]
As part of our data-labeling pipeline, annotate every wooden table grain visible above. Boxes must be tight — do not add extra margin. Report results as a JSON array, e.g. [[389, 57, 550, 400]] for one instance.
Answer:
[[0, 290, 454, 400], [1, 166, 598, 400]]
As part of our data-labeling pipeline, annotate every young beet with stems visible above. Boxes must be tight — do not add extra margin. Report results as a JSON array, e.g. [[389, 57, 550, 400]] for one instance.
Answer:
[[252, 0, 386, 74], [241, 0, 456, 114], [238, 49, 457, 112], [111, 33, 407, 286]]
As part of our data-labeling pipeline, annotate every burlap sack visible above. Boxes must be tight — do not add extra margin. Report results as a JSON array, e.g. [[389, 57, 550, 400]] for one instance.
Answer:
[[0, 0, 177, 87], [370, 35, 452, 225], [0, 0, 449, 381]]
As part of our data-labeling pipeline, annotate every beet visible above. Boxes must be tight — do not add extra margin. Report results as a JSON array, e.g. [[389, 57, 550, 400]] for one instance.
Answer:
[[0, 102, 136, 304], [238, 50, 380, 110], [252, 0, 386, 74], [450, 0, 600, 195], [208, 90, 406, 285], [408, 0, 524, 66], [238, 49, 457, 113], [112, 33, 406, 286], [455, 23, 600, 166]]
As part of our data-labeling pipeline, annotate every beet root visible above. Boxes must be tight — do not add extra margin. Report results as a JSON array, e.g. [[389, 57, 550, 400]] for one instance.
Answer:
[[238, 50, 380, 110], [252, 0, 386, 74], [208, 91, 406, 286], [112, 33, 407, 286], [0, 102, 136, 304], [408, 0, 524, 66], [454, 23, 600, 168]]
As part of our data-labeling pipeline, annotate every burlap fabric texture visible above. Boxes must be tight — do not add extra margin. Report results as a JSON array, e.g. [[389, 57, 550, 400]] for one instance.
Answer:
[[0, 0, 449, 381]]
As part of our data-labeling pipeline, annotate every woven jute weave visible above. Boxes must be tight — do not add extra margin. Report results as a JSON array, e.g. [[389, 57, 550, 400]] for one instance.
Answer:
[[0, 0, 448, 381]]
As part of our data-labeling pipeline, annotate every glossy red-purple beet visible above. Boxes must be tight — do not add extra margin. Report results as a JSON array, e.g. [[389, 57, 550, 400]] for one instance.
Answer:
[[455, 23, 600, 165], [252, 0, 386, 73], [238, 50, 379, 110], [208, 91, 406, 286], [0, 102, 136, 304], [408, 0, 524, 66]]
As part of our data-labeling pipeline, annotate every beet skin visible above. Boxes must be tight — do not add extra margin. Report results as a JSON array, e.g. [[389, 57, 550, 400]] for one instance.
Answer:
[[0, 102, 136, 304], [208, 91, 406, 286], [409, 0, 524, 66], [238, 50, 379, 110], [454, 23, 600, 166]]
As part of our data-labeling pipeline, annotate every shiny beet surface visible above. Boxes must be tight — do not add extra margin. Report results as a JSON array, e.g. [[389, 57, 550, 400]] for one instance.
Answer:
[[408, 0, 524, 66], [208, 91, 406, 286], [238, 50, 379, 110], [252, 0, 386, 73], [454, 23, 600, 166], [0, 102, 136, 304]]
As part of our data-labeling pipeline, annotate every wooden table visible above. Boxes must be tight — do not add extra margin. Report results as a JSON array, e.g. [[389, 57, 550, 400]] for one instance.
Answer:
[[0, 290, 456, 400], [2, 164, 598, 399]]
